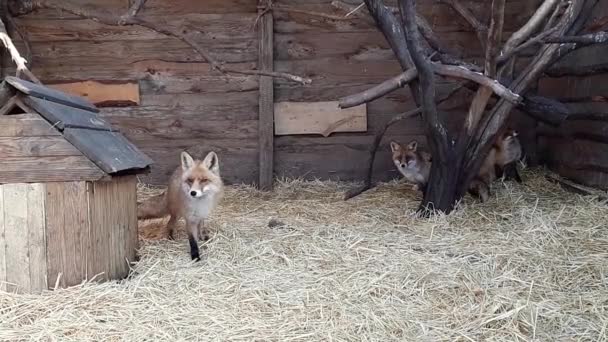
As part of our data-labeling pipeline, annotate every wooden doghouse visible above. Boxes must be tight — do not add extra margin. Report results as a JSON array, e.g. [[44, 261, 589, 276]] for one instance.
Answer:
[[0, 76, 153, 293]]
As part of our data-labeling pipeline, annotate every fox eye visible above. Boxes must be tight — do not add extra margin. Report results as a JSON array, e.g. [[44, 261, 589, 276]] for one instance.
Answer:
[[186, 178, 194, 185]]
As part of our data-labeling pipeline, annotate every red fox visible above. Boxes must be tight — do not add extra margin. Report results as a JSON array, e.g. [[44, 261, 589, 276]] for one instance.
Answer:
[[138, 151, 224, 261], [389, 140, 432, 193], [391, 129, 522, 202]]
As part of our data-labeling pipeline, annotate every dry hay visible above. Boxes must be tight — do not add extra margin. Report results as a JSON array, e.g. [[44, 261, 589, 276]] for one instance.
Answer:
[[1, 169, 607, 341]]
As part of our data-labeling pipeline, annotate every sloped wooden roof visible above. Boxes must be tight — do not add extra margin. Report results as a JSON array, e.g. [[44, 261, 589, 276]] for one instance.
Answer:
[[1, 76, 153, 176]]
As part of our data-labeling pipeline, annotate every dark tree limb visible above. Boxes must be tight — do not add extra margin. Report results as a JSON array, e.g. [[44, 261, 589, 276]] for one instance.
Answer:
[[546, 62, 608, 77], [464, 0, 505, 135], [339, 68, 418, 109], [544, 30, 608, 45], [501, 0, 560, 55]]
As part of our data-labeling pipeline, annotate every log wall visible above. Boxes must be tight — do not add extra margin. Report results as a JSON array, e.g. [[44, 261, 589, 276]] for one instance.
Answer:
[[8, 0, 541, 185], [537, 1, 608, 190]]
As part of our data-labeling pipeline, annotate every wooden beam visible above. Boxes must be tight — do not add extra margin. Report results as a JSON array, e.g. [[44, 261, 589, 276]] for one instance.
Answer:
[[258, 0, 274, 190]]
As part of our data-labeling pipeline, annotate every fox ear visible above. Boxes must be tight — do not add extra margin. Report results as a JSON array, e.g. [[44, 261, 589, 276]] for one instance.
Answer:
[[407, 140, 418, 151], [390, 141, 401, 152], [203, 151, 220, 175], [181, 151, 195, 171]]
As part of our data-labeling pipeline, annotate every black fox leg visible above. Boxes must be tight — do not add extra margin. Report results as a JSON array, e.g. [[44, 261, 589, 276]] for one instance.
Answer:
[[187, 220, 201, 261]]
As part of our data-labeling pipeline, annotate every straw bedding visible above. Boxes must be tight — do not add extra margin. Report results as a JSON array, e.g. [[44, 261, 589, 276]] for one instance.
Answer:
[[1, 169, 607, 341]]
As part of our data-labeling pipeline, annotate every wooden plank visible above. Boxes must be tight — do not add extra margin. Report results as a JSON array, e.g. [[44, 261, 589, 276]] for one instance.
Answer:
[[258, 0, 274, 190], [0, 114, 61, 137], [0, 95, 18, 116], [29, 38, 257, 65], [274, 101, 367, 136], [62, 128, 153, 174], [5, 76, 98, 113], [135, 0, 256, 15], [26, 183, 47, 292], [0, 136, 81, 158], [3, 184, 31, 292], [45, 182, 88, 288], [22, 96, 111, 131], [44, 182, 65, 289], [15, 13, 257, 42], [0, 156, 106, 184], [88, 176, 138, 281], [0, 185, 5, 291], [48, 81, 140, 107]]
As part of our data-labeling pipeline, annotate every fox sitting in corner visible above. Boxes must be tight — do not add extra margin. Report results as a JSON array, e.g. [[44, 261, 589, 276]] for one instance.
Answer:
[[137, 151, 224, 261], [390, 129, 522, 202]]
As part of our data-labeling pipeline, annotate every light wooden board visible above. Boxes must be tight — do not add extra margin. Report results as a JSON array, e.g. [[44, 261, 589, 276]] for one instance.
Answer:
[[87, 176, 138, 281], [0, 156, 106, 184], [49, 81, 140, 107], [0, 136, 81, 158], [26, 183, 47, 292], [3, 184, 31, 292], [0, 186, 5, 291], [274, 101, 367, 136], [0, 114, 61, 137], [45, 182, 89, 288]]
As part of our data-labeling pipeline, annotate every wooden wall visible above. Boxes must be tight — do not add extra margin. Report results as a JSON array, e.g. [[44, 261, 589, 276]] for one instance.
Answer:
[[536, 1, 608, 190], [8, 0, 540, 185]]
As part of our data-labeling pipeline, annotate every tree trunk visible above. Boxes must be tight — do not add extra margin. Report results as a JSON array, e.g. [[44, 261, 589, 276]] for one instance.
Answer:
[[419, 152, 463, 214]]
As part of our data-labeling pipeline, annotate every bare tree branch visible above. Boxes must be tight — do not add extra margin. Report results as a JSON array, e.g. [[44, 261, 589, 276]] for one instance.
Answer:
[[339, 68, 418, 109], [502, 0, 561, 55], [544, 30, 608, 44], [432, 63, 520, 104], [464, 0, 505, 134]]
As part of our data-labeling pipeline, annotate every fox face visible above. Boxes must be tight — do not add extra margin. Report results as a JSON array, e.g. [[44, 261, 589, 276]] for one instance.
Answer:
[[180, 151, 222, 199], [390, 140, 430, 186]]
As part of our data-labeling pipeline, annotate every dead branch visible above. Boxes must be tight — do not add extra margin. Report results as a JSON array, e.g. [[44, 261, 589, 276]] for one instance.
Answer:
[[464, 0, 505, 134], [432, 63, 520, 104], [339, 68, 418, 108], [546, 62, 608, 77], [502, 0, 561, 55], [23, 0, 311, 85], [0, 16, 40, 84], [544, 30, 608, 45], [497, 26, 560, 64]]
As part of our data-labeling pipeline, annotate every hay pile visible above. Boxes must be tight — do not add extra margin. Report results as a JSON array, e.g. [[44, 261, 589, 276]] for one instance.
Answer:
[[1, 170, 607, 341]]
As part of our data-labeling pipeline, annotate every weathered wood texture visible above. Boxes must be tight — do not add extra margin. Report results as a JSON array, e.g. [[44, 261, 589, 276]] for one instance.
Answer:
[[0, 114, 106, 184], [0, 183, 47, 293], [9, 0, 540, 184], [11, 0, 259, 185], [45, 176, 138, 290], [536, 1, 608, 190], [49, 81, 140, 107], [274, 101, 367, 136], [258, 1, 274, 190]]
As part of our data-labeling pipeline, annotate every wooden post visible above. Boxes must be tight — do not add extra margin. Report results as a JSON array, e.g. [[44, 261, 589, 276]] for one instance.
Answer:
[[257, 0, 274, 190]]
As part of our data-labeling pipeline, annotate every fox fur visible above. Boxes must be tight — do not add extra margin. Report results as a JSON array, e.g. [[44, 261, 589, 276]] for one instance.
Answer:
[[390, 129, 522, 202], [138, 151, 224, 261]]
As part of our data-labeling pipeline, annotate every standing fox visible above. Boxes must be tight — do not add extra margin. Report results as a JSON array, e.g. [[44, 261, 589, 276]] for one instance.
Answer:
[[138, 151, 224, 261], [390, 128, 522, 202]]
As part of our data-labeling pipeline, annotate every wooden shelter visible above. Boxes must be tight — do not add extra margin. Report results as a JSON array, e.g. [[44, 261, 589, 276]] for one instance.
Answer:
[[0, 76, 153, 293]]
